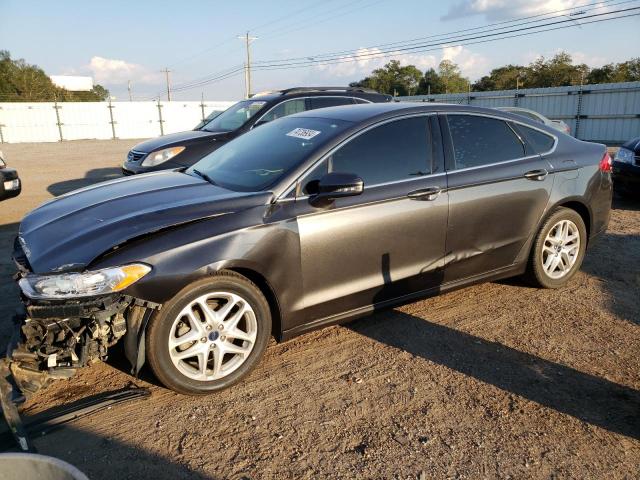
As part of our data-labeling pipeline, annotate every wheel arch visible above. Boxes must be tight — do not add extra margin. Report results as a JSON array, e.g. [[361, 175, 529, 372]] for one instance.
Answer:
[[554, 198, 592, 238], [226, 266, 283, 341]]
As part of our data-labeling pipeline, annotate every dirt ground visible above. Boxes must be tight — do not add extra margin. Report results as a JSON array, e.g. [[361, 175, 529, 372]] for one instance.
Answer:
[[0, 140, 638, 480]]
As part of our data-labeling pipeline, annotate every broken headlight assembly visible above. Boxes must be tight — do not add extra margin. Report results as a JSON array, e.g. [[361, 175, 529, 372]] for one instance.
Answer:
[[18, 264, 151, 300]]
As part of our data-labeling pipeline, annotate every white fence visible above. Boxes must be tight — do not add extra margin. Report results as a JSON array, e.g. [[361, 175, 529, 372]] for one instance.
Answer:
[[0, 100, 237, 143]]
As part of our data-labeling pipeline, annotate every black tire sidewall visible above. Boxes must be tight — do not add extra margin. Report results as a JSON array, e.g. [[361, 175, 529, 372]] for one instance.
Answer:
[[146, 274, 271, 395], [531, 208, 587, 288]]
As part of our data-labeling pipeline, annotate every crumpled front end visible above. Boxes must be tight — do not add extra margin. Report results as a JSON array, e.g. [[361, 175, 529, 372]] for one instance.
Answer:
[[5, 239, 159, 399]]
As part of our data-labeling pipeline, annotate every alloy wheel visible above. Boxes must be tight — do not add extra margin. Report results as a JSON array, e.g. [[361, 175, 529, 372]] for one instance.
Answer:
[[167, 291, 258, 381], [541, 219, 581, 279]]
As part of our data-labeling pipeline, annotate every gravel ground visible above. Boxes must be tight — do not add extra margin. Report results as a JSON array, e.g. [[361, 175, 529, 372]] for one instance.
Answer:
[[0, 140, 638, 480]]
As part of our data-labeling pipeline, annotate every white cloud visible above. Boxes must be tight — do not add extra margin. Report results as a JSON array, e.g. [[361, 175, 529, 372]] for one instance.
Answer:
[[442, 0, 605, 21], [87, 56, 160, 85], [522, 48, 608, 67], [313, 46, 488, 81]]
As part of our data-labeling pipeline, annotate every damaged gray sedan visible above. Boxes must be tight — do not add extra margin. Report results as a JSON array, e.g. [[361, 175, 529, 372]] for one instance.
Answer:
[[4, 103, 612, 402]]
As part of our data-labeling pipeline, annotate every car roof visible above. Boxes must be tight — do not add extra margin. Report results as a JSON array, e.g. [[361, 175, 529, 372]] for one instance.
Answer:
[[497, 106, 540, 114], [289, 102, 525, 123], [250, 87, 391, 102]]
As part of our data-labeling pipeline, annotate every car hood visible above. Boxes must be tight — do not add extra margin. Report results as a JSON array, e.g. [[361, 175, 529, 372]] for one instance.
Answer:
[[19, 171, 272, 273], [132, 130, 230, 153]]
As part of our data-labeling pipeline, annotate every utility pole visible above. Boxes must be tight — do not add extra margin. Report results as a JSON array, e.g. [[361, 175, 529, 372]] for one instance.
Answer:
[[127, 80, 132, 101], [161, 68, 172, 101], [238, 32, 258, 99]]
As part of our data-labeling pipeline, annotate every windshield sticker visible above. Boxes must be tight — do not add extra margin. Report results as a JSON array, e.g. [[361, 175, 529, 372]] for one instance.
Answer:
[[286, 128, 321, 140]]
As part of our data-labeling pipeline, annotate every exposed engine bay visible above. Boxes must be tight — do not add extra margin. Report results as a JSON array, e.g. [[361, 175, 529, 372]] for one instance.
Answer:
[[1, 294, 159, 451], [5, 295, 158, 397]]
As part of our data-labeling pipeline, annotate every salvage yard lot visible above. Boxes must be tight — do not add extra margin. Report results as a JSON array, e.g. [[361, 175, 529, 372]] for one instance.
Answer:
[[0, 140, 639, 479]]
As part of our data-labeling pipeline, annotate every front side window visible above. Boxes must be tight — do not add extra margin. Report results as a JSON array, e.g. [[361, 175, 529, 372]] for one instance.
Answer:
[[259, 99, 306, 123], [328, 116, 432, 186], [189, 117, 352, 192], [447, 115, 525, 169], [201, 100, 267, 132]]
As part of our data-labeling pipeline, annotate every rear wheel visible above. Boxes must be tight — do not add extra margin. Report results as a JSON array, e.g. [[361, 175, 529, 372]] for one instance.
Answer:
[[525, 207, 587, 289], [146, 272, 271, 395]]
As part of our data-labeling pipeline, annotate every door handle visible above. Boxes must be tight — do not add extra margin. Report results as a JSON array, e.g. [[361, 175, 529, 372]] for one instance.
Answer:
[[408, 187, 442, 201], [524, 169, 548, 181]]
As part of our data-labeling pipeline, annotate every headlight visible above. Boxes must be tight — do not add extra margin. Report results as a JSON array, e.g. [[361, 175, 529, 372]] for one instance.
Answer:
[[615, 148, 635, 164], [141, 146, 185, 167], [19, 264, 151, 300]]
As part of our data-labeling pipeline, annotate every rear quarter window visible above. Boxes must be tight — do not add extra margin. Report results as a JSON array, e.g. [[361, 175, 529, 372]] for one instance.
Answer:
[[514, 124, 556, 154]]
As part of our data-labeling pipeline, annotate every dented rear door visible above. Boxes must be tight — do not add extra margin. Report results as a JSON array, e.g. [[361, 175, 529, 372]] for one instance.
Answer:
[[440, 113, 554, 282]]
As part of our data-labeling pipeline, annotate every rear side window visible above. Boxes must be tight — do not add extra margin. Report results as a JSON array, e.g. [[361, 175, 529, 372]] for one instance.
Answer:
[[309, 97, 354, 109], [514, 124, 556, 154], [329, 116, 432, 186], [447, 115, 525, 169], [260, 99, 306, 123], [353, 98, 370, 104]]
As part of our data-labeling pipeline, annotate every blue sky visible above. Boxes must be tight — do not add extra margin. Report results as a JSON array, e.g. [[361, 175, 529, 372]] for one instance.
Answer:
[[1, 0, 639, 101]]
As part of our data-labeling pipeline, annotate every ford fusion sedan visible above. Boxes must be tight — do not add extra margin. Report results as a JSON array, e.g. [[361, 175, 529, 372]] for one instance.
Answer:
[[8, 103, 611, 398], [122, 86, 392, 175], [612, 136, 640, 198]]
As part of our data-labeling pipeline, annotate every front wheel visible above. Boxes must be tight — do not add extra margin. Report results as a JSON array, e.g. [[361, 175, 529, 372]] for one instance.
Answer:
[[524, 207, 587, 289], [146, 272, 271, 395]]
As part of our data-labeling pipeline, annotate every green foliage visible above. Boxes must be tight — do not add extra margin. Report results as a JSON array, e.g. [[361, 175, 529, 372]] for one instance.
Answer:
[[473, 64, 524, 91], [350, 60, 423, 96], [352, 52, 639, 96], [437, 60, 469, 93], [0, 50, 109, 102]]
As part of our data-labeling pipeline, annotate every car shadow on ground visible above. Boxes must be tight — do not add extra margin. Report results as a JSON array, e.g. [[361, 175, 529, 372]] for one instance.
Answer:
[[0, 400, 216, 479], [47, 167, 123, 197], [348, 309, 640, 440]]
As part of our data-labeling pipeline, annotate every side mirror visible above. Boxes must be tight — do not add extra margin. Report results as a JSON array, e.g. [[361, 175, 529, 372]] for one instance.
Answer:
[[312, 172, 363, 203]]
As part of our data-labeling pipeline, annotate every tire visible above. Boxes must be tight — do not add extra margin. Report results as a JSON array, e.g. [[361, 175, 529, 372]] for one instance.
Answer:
[[524, 207, 587, 289], [146, 271, 271, 395]]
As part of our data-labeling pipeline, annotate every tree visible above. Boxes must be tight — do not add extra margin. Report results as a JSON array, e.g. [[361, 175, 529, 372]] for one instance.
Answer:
[[350, 60, 423, 96], [473, 64, 525, 91], [417, 68, 445, 94], [0, 50, 109, 102], [527, 52, 589, 87], [438, 60, 469, 93]]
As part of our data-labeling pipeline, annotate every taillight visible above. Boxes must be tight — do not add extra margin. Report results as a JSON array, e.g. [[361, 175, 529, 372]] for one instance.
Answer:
[[599, 152, 612, 173]]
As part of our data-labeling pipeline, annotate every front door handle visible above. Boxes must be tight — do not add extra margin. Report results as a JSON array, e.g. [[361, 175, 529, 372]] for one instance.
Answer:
[[408, 187, 442, 201], [524, 169, 548, 181]]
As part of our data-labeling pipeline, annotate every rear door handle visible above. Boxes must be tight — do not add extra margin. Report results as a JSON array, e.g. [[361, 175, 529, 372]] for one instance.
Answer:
[[524, 169, 548, 181], [408, 187, 442, 201]]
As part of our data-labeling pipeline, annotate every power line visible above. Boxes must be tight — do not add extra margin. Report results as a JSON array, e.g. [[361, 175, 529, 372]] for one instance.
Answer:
[[253, 0, 632, 64], [250, 6, 640, 69], [251, 11, 640, 73], [145, 5, 640, 96]]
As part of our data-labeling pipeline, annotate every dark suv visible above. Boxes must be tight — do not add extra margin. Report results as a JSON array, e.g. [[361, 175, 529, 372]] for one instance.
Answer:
[[8, 103, 611, 399], [122, 87, 392, 175]]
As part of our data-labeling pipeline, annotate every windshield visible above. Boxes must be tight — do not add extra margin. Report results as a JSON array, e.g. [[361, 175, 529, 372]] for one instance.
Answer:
[[194, 110, 223, 130], [200, 100, 267, 132], [189, 116, 352, 191]]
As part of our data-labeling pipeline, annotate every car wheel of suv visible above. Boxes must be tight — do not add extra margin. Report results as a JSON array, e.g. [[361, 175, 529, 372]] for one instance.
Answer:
[[146, 272, 271, 395], [525, 207, 587, 289]]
